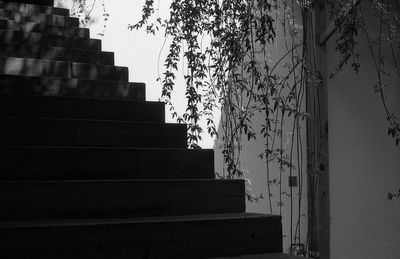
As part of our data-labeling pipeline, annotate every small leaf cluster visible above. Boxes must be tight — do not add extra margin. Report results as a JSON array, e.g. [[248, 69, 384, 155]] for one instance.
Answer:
[[387, 188, 400, 200]]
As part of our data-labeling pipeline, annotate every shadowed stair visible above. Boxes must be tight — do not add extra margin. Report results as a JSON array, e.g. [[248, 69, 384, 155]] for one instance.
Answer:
[[0, 0, 283, 258]]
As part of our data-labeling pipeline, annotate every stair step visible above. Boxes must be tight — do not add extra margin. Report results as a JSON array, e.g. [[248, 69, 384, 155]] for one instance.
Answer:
[[0, 29, 101, 50], [0, 9, 79, 27], [0, 57, 128, 81], [0, 116, 187, 148], [0, 19, 89, 37], [0, 213, 282, 258], [0, 1, 66, 16], [0, 43, 114, 65], [0, 94, 164, 122], [0, 179, 245, 220], [212, 253, 306, 259], [4, 0, 54, 7], [0, 74, 145, 100], [0, 146, 215, 180]]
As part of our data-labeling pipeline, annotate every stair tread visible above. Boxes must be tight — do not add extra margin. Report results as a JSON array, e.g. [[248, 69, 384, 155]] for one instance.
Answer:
[[0, 116, 187, 148], [211, 253, 306, 259], [0, 94, 162, 121], [0, 56, 122, 67], [0, 73, 140, 85], [1, 178, 238, 183], [0, 212, 282, 257], [0, 145, 215, 180], [0, 213, 277, 228], [0, 42, 114, 65], [0, 56, 128, 81], [0, 29, 101, 50], [0, 42, 112, 54], [0, 93, 152, 105], [0, 179, 245, 220], [0, 9, 79, 26], [0, 1, 68, 16], [3, 0, 54, 7], [0, 18, 88, 37], [1, 145, 203, 150], [0, 74, 145, 101], [0, 115, 174, 125]]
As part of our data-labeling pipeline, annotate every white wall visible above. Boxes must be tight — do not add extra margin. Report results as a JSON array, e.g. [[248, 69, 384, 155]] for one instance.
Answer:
[[327, 2, 400, 258], [213, 4, 308, 253], [214, 109, 308, 253]]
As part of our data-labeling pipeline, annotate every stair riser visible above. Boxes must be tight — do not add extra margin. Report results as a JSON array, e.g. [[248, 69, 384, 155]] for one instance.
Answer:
[[0, 75, 145, 100], [0, 43, 114, 65], [0, 2, 67, 16], [0, 29, 101, 50], [0, 117, 187, 148], [0, 57, 128, 81], [0, 95, 164, 122], [0, 19, 89, 37], [0, 180, 245, 220], [0, 147, 215, 180], [0, 216, 282, 258], [0, 9, 79, 27]]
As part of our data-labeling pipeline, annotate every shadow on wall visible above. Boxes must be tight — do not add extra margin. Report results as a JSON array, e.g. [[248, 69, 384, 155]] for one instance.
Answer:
[[214, 106, 308, 254], [327, 1, 400, 258]]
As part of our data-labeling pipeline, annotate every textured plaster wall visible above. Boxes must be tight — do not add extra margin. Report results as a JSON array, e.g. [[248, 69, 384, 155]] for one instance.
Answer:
[[327, 2, 400, 259], [214, 109, 308, 254], [213, 5, 308, 253]]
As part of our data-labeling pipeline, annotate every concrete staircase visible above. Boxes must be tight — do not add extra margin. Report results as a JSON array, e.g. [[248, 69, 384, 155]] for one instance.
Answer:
[[0, 1, 282, 258]]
